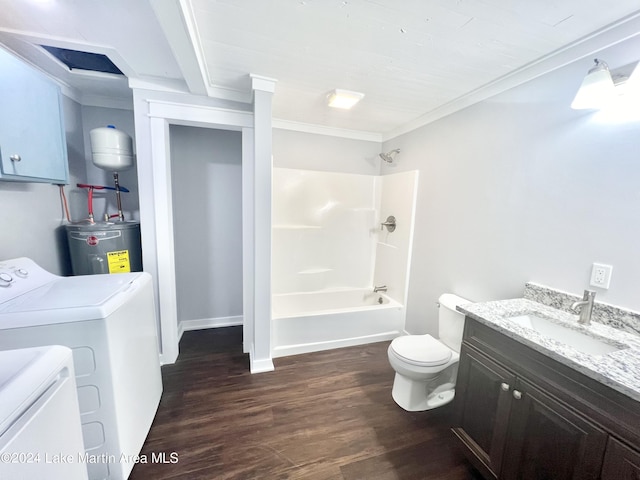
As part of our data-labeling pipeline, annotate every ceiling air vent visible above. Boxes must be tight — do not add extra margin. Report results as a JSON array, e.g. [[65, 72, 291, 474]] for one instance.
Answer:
[[40, 45, 123, 75]]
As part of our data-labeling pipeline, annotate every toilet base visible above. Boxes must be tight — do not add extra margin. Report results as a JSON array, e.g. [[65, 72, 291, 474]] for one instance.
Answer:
[[391, 373, 456, 412]]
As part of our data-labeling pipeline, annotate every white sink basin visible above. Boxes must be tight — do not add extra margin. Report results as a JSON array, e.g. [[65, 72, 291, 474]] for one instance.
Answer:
[[508, 314, 626, 356]]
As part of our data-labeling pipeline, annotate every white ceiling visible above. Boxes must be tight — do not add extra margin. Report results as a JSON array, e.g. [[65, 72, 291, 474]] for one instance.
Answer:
[[1, 0, 640, 136]]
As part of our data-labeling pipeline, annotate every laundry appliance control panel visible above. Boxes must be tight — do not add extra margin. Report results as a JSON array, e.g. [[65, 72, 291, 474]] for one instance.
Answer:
[[0, 258, 58, 304]]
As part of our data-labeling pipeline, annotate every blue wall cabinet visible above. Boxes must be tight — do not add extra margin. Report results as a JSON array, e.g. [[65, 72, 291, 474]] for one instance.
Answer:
[[0, 47, 69, 183]]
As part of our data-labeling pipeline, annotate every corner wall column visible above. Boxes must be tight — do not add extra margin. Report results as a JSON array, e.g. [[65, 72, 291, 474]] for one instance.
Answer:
[[250, 74, 277, 373]]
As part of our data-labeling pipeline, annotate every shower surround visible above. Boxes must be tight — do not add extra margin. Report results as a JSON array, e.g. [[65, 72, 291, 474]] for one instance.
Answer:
[[272, 167, 418, 357]]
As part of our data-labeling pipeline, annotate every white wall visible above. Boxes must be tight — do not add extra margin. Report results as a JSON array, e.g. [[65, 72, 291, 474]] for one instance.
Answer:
[[170, 125, 243, 327], [64, 97, 89, 226], [0, 95, 86, 275], [383, 34, 640, 336], [273, 128, 382, 175]]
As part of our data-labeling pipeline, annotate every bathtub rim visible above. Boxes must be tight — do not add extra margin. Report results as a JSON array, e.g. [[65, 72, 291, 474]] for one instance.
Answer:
[[271, 289, 403, 320]]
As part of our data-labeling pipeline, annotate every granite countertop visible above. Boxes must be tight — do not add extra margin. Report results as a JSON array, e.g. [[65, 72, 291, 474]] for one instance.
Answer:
[[457, 298, 640, 403]]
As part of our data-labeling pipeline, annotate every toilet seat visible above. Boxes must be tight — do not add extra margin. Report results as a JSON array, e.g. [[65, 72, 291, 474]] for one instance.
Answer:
[[390, 334, 452, 367]]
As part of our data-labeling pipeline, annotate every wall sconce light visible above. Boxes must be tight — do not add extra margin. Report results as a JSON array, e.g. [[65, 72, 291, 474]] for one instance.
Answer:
[[571, 58, 616, 110], [615, 61, 640, 98], [327, 89, 365, 109]]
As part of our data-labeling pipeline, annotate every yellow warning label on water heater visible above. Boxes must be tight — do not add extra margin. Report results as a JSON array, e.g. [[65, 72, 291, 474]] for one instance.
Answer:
[[107, 250, 131, 273]]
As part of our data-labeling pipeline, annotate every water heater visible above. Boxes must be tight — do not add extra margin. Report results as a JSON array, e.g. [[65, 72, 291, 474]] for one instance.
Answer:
[[66, 222, 143, 275]]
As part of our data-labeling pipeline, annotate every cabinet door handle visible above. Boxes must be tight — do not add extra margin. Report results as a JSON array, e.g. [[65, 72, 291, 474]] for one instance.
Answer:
[[500, 382, 510, 392], [10, 154, 21, 162], [513, 390, 522, 400]]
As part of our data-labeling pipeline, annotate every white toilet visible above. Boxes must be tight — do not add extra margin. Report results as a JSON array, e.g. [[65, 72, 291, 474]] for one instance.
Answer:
[[387, 293, 469, 411]]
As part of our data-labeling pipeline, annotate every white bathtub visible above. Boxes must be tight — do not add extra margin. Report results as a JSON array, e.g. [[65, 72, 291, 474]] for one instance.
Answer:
[[272, 289, 405, 358]]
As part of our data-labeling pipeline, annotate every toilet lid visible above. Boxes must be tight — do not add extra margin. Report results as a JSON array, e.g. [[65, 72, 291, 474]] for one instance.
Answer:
[[390, 334, 452, 367]]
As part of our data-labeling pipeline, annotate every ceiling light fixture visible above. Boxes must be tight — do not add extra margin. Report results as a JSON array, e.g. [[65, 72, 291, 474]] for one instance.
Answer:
[[327, 89, 364, 109], [571, 58, 616, 110]]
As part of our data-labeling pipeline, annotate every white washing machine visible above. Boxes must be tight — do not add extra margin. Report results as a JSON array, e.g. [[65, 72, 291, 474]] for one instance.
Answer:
[[0, 345, 88, 480], [0, 257, 163, 480]]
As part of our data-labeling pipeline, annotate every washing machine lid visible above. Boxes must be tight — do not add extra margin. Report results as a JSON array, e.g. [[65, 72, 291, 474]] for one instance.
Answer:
[[0, 272, 149, 328], [390, 334, 452, 367]]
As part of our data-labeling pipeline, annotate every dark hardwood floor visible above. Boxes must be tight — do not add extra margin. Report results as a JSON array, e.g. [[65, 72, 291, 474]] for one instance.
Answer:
[[129, 327, 481, 480]]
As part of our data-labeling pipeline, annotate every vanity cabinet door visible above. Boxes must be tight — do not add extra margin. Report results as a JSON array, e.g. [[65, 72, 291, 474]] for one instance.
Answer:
[[601, 437, 640, 479], [452, 345, 516, 479], [500, 378, 607, 480]]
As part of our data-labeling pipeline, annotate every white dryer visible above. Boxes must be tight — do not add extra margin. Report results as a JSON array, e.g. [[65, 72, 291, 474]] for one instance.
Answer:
[[0, 345, 88, 480], [0, 257, 163, 480]]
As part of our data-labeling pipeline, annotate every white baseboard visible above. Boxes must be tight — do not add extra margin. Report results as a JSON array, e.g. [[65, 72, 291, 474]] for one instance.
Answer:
[[249, 354, 275, 374], [177, 315, 243, 341], [158, 351, 178, 366]]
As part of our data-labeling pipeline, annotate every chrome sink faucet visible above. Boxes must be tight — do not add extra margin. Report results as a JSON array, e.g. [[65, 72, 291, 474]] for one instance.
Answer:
[[373, 285, 387, 293], [571, 290, 596, 325]]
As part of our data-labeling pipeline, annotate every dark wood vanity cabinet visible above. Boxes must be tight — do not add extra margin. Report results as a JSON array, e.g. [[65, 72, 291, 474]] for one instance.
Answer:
[[601, 438, 640, 479], [453, 344, 606, 479], [452, 317, 640, 480]]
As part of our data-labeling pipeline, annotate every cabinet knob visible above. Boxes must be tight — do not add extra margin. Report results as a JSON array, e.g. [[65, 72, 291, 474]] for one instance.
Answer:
[[513, 390, 522, 400], [500, 382, 510, 392], [10, 154, 21, 162]]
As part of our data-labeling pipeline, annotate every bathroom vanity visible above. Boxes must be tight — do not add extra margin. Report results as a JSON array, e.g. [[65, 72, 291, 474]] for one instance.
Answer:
[[451, 294, 640, 480]]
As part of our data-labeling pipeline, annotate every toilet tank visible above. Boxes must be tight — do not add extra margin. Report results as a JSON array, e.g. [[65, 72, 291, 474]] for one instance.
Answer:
[[438, 293, 470, 352]]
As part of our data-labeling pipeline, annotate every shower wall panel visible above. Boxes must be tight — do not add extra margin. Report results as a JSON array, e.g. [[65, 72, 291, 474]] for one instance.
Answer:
[[272, 168, 379, 294], [374, 171, 419, 305]]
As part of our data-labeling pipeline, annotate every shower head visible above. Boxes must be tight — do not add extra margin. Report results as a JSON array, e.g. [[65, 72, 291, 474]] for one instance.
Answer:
[[379, 149, 400, 163]]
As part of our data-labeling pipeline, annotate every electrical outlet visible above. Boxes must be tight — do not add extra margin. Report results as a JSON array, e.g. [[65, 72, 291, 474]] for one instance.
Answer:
[[590, 263, 613, 289]]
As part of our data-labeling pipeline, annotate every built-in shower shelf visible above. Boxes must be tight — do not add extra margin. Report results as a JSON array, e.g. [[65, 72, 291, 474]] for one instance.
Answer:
[[377, 242, 398, 249], [273, 224, 321, 230], [298, 268, 332, 274]]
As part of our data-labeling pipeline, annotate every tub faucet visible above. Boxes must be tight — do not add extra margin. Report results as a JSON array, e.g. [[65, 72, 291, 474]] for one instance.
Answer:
[[374, 285, 387, 293], [571, 290, 596, 326]]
